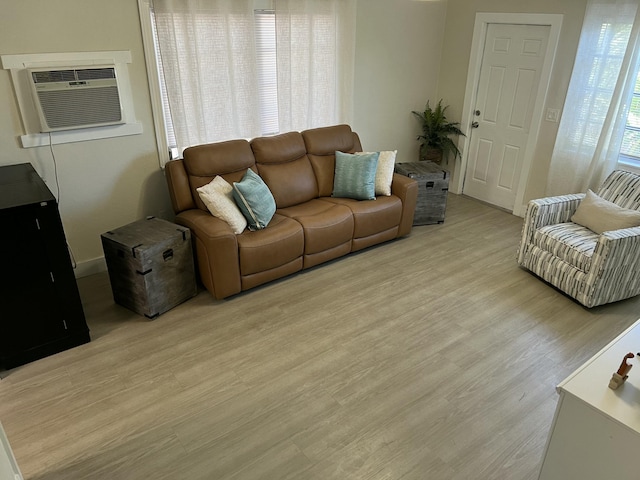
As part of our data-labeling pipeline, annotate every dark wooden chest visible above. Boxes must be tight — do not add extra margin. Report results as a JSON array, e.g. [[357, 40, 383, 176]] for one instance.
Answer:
[[101, 217, 197, 319], [395, 162, 449, 225], [0, 163, 90, 369]]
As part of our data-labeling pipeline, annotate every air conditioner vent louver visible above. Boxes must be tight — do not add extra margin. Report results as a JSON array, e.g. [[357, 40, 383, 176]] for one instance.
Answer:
[[37, 87, 123, 130], [32, 70, 76, 83], [76, 68, 117, 81], [28, 66, 124, 132]]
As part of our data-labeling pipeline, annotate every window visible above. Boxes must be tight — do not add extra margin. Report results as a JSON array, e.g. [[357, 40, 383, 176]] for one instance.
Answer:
[[150, 9, 177, 158], [151, 7, 278, 157], [138, 0, 356, 166], [254, 9, 279, 136], [546, 1, 640, 195], [562, 20, 631, 155], [620, 68, 640, 168]]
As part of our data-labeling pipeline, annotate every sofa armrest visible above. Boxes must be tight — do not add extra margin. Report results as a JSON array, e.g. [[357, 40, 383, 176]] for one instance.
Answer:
[[593, 227, 640, 273], [391, 173, 418, 237], [517, 193, 585, 263], [583, 226, 640, 306], [175, 209, 242, 300], [526, 193, 585, 227], [165, 159, 197, 213]]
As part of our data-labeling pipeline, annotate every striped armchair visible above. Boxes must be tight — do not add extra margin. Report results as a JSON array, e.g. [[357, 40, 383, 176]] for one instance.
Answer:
[[517, 170, 640, 308]]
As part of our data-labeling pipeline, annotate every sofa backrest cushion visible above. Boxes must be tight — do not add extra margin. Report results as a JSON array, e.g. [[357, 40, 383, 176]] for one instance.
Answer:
[[302, 124, 363, 197], [597, 170, 640, 210], [182, 139, 257, 212], [251, 131, 318, 208]]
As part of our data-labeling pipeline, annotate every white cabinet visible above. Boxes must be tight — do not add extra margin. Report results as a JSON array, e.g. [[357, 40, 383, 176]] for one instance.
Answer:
[[0, 423, 22, 480], [538, 320, 640, 479]]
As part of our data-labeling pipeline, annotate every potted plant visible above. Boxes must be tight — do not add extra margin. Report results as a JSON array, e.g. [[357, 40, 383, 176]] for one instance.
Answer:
[[412, 100, 465, 164]]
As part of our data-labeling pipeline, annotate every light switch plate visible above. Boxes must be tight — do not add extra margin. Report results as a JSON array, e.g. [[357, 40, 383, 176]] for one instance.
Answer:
[[545, 108, 560, 123]]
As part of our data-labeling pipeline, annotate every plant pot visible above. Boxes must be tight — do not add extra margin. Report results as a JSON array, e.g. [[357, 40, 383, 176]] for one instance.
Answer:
[[420, 147, 443, 164]]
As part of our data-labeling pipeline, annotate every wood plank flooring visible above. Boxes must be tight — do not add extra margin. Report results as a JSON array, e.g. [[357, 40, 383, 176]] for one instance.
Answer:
[[2, 193, 640, 479]]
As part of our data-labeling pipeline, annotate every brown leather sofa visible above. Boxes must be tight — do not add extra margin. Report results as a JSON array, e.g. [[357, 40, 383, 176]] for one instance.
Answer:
[[164, 124, 418, 299]]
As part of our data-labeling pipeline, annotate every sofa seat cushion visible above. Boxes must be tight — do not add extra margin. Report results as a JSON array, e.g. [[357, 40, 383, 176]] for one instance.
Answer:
[[277, 199, 354, 255], [237, 214, 304, 276], [321, 195, 402, 239], [533, 222, 599, 273]]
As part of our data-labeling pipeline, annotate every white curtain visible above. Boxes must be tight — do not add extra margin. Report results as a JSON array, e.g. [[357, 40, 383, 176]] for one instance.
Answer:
[[546, 0, 640, 195], [274, 0, 356, 133], [151, 0, 356, 154], [152, 0, 262, 151]]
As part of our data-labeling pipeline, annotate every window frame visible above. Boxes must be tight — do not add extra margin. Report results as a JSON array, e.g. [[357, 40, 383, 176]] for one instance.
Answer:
[[254, 8, 279, 136], [138, 0, 172, 167], [138, 0, 280, 167], [619, 72, 640, 173]]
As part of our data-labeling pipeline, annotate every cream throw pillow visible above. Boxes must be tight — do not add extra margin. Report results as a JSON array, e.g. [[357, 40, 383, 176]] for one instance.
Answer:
[[571, 189, 640, 234], [356, 150, 397, 196], [197, 176, 247, 234]]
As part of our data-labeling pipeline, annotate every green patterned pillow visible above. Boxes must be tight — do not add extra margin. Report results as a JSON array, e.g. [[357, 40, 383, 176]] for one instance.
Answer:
[[232, 169, 276, 230], [332, 151, 379, 200]]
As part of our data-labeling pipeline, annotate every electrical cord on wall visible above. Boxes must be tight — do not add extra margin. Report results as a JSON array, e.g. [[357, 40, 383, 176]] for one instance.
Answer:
[[48, 132, 77, 270], [48, 132, 61, 202]]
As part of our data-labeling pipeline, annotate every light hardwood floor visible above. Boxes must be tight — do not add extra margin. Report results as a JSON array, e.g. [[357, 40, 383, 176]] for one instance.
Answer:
[[2, 193, 640, 480]]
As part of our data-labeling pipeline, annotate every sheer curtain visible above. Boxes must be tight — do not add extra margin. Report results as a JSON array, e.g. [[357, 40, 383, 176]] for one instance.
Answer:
[[151, 0, 356, 154], [152, 0, 262, 151], [274, 0, 356, 133], [546, 0, 640, 195]]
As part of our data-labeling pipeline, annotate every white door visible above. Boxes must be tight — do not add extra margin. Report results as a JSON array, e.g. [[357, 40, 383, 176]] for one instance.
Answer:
[[463, 23, 550, 210]]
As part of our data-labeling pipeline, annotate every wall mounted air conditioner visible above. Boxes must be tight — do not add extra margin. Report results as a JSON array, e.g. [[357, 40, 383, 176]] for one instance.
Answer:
[[28, 66, 125, 132]]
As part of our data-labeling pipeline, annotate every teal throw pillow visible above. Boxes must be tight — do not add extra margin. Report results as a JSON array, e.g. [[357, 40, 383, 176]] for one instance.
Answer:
[[332, 151, 379, 200], [232, 169, 276, 230]]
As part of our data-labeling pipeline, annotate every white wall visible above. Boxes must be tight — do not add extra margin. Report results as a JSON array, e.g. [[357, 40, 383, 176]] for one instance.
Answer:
[[353, 0, 447, 162], [0, 0, 174, 276]]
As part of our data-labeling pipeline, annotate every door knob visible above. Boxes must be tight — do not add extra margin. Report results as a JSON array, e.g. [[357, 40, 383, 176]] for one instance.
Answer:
[[471, 121, 479, 128]]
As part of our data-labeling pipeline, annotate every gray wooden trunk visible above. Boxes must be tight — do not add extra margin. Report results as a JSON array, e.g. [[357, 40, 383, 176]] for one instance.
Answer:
[[395, 162, 449, 225], [101, 217, 197, 319]]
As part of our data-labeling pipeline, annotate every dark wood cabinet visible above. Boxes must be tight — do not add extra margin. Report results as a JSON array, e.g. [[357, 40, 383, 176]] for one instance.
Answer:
[[0, 163, 89, 370]]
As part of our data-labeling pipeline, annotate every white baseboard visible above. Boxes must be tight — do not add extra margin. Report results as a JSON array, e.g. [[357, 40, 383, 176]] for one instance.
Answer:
[[73, 256, 107, 279], [513, 203, 528, 218]]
